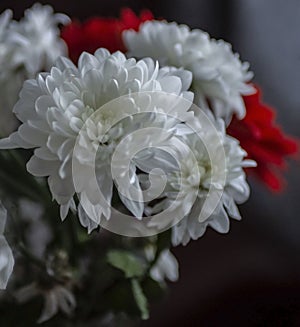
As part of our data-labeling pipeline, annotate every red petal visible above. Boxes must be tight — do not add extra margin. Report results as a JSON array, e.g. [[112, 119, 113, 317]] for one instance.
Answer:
[[228, 83, 299, 191]]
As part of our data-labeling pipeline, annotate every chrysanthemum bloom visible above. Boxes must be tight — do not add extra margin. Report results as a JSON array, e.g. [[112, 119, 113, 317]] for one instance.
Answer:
[[124, 20, 255, 121], [142, 110, 255, 246], [8, 4, 70, 76], [0, 4, 70, 135], [0, 49, 193, 228], [227, 85, 298, 191], [61, 8, 153, 63]]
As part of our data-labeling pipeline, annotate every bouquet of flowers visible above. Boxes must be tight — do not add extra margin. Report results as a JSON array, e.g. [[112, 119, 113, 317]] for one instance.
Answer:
[[0, 4, 297, 326]]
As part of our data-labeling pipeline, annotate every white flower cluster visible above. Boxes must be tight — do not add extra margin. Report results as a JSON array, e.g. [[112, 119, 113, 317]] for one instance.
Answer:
[[0, 14, 256, 248], [0, 4, 69, 135], [124, 20, 255, 122]]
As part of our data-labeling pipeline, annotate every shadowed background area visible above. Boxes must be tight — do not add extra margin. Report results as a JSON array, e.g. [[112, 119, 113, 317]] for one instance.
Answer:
[[1, 1, 299, 326]]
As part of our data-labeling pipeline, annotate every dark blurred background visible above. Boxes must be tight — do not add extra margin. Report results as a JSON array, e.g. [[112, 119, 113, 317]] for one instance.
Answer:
[[1, 1, 300, 326]]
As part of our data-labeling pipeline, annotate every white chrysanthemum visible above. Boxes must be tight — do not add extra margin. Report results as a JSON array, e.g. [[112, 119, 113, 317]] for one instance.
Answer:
[[0, 49, 193, 227], [0, 4, 69, 135], [124, 20, 255, 121], [143, 111, 256, 246], [0, 9, 21, 135], [7, 3, 70, 75], [0, 202, 14, 289]]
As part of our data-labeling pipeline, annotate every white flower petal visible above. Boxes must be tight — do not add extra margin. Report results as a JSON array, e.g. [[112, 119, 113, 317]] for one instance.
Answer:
[[78, 204, 99, 233], [150, 250, 179, 283], [37, 290, 59, 324], [55, 286, 76, 316]]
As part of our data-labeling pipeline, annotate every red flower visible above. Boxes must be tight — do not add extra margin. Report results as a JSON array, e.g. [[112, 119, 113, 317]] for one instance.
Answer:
[[228, 85, 299, 191], [61, 8, 153, 62]]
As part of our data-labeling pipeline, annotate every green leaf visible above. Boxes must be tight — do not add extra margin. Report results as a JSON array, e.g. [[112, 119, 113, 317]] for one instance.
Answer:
[[131, 279, 149, 320], [107, 250, 146, 278]]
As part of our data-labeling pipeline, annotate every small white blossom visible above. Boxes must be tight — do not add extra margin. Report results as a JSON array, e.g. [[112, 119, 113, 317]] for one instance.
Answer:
[[15, 282, 76, 323], [143, 111, 256, 246], [0, 4, 69, 135], [149, 249, 179, 283], [171, 133, 255, 246], [0, 202, 14, 289], [0, 9, 21, 135], [7, 3, 70, 76], [124, 20, 255, 121]]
